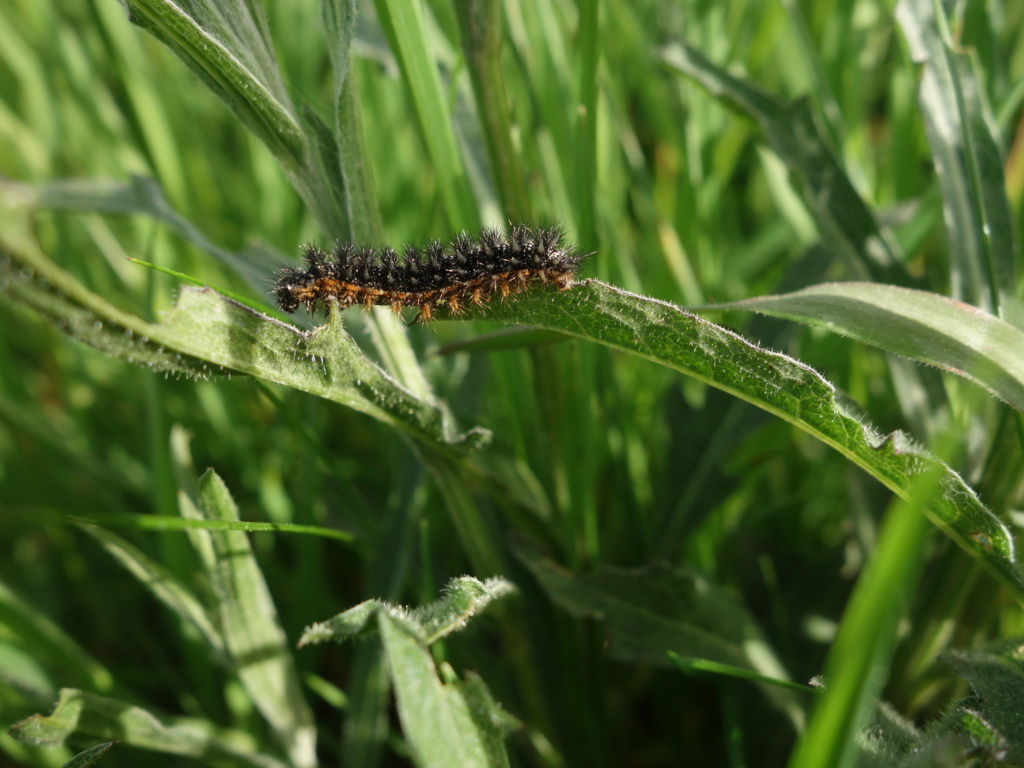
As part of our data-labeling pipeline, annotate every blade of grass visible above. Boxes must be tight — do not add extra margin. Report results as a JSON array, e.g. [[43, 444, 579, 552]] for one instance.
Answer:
[[372, 0, 478, 229], [787, 462, 937, 768], [668, 653, 817, 694], [896, 0, 1018, 317], [661, 43, 908, 284]]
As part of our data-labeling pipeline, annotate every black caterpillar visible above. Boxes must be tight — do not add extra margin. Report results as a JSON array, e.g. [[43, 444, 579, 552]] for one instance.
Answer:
[[274, 225, 586, 323]]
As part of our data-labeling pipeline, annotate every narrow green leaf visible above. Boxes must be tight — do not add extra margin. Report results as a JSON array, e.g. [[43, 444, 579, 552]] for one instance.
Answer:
[[68, 511, 355, 543], [453, 0, 532, 220], [74, 522, 226, 661], [8, 689, 287, 768], [194, 470, 317, 768], [1, 247, 224, 381], [667, 653, 817, 694], [10, 175, 279, 296], [321, 0, 357, 101], [322, 0, 384, 244], [896, 0, 1018, 316], [467, 280, 1023, 600], [788, 467, 936, 768], [115, 0, 347, 235], [378, 612, 514, 768], [661, 43, 907, 283], [701, 282, 1024, 412], [372, 0, 478, 229], [513, 538, 803, 726]]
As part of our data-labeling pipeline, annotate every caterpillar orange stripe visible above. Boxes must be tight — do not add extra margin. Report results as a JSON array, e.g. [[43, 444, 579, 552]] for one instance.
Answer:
[[274, 226, 587, 323]]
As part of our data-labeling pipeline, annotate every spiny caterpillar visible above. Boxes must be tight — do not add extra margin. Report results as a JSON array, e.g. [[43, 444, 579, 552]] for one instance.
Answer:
[[274, 225, 586, 323]]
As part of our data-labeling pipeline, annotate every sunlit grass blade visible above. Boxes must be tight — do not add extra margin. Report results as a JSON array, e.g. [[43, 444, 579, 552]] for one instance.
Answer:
[[372, 0, 478, 229], [896, 0, 1018, 317], [701, 282, 1024, 411], [660, 43, 907, 283]]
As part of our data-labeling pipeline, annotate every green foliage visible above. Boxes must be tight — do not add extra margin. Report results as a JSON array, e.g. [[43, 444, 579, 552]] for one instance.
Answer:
[[2, 0, 1024, 766]]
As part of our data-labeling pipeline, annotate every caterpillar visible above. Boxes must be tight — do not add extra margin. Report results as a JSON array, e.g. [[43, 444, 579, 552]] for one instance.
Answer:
[[274, 225, 586, 323]]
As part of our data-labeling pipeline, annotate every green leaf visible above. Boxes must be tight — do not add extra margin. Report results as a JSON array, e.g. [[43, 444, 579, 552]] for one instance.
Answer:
[[117, 0, 303, 167], [513, 538, 803, 725], [896, 0, 1018, 317], [660, 43, 906, 283], [667, 653, 816, 693], [788, 466, 936, 768], [856, 703, 923, 765], [193, 470, 317, 768], [321, 0, 383, 245], [0, 234, 488, 455], [61, 741, 119, 768], [8, 689, 287, 768], [378, 612, 515, 768], [0, 580, 112, 695], [700, 282, 1024, 412], [297, 579, 518, 768], [10, 175, 279, 296], [297, 575, 516, 648], [74, 522, 227, 662], [943, 643, 1024, 762], [372, 0, 478, 229], [115, 0, 346, 236], [466, 280, 1023, 600]]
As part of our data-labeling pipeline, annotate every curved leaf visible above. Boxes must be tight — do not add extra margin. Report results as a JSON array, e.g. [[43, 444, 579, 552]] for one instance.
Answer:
[[467, 280, 1023, 600], [0, 239, 488, 455], [699, 282, 1024, 412]]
